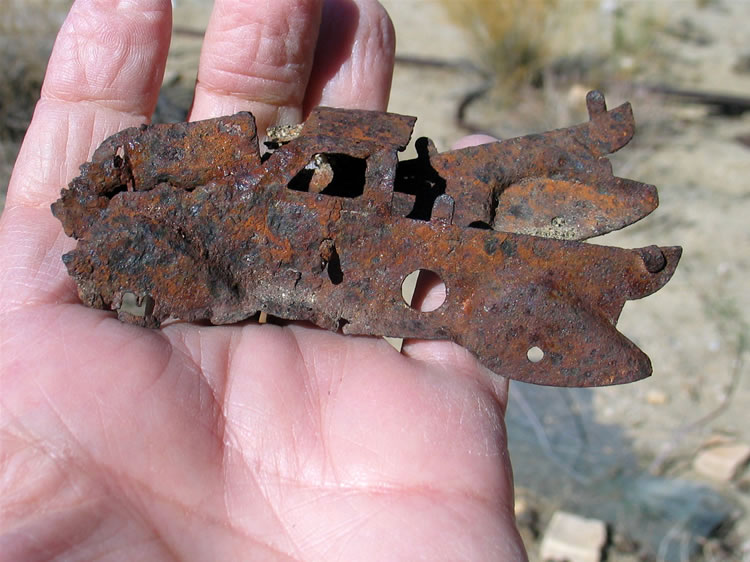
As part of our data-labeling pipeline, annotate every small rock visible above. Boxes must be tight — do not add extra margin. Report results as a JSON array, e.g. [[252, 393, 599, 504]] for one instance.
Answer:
[[618, 55, 635, 71], [694, 442, 750, 482], [611, 531, 639, 555], [514, 495, 539, 537], [736, 477, 750, 493], [645, 388, 669, 405], [736, 133, 750, 149], [514, 496, 529, 518], [566, 84, 591, 112], [540, 511, 607, 562], [733, 53, 750, 75]]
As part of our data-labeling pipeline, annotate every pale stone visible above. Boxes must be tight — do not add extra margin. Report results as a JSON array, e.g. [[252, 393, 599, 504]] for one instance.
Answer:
[[694, 442, 750, 482], [514, 496, 528, 518], [540, 511, 607, 562], [645, 388, 669, 405], [566, 84, 591, 112]]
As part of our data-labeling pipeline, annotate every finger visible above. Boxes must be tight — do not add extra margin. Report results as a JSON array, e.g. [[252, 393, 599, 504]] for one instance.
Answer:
[[189, 0, 323, 134], [303, 0, 395, 112], [6, 0, 173, 210], [0, 0, 172, 307], [451, 134, 498, 150], [400, 337, 511, 407]]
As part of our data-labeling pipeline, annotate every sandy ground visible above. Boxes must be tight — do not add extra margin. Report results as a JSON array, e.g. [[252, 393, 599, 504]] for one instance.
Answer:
[[2, 0, 749, 560], [386, 2, 750, 559]]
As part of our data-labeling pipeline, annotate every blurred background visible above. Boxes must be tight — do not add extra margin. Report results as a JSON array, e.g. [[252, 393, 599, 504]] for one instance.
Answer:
[[2, 0, 748, 560]]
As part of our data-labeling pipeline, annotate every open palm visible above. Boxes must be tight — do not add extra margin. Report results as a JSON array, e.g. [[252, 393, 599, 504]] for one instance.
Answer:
[[0, 1, 525, 559]]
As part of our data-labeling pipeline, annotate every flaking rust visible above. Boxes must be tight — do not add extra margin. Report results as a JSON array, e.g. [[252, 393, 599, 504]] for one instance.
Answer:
[[52, 91, 681, 387]]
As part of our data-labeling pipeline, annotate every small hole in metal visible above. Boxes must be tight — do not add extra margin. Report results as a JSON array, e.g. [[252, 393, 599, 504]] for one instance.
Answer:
[[120, 292, 154, 317], [527, 346, 544, 363], [114, 146, 125, 167]]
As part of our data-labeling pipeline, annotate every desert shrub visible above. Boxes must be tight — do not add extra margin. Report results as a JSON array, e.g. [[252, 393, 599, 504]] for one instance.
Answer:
[[439, 0, 667, 95], [440, 0, 558, 89]]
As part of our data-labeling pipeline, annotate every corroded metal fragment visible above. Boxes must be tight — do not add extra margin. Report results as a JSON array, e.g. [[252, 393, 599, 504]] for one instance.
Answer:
[[52, 91, 681, 387]]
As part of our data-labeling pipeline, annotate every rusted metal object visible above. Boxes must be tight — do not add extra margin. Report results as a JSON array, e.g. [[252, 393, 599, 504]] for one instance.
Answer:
[[52, 91, 681, 387]]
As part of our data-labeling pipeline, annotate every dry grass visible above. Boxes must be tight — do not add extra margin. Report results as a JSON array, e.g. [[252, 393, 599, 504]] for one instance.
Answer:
[[440, 0, 558, 89], [438, 0, 668, 100]]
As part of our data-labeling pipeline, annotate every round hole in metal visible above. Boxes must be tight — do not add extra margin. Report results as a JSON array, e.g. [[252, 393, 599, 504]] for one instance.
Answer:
[[402, 269, 446, 312]]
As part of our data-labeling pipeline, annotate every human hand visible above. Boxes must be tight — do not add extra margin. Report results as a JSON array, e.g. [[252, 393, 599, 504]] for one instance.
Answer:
[[0, 0, 525, 559]]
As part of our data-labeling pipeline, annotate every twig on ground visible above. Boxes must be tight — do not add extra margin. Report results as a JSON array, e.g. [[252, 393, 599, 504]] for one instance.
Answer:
[[394, 55, 496, 136], [648, 334, 746, 475]]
